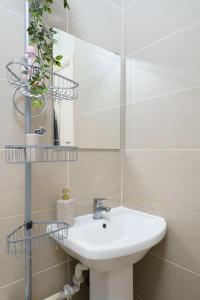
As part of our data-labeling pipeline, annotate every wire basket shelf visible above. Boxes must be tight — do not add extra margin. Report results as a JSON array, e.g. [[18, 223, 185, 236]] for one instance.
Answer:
[[5, 144, 78, 164], [6, 61, 79, 101], [7, 221, 68, 256]]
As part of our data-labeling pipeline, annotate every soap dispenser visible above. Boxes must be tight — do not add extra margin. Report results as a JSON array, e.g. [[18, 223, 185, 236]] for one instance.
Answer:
[[57, 188, 75, 226]]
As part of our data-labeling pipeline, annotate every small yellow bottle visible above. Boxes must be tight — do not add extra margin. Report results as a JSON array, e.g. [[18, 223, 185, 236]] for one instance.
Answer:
[[57, 188, 75, 226], [62, 188, 70, 200]]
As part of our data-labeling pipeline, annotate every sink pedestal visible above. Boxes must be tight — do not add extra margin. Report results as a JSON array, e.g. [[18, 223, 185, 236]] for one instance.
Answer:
[[90, 265, 133, 300]]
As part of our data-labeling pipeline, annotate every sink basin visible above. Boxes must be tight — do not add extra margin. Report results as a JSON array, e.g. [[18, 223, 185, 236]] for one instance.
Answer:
[[54, 206, 166, 272], [50, 206, 166, 300], [51, 207, 166, 300]]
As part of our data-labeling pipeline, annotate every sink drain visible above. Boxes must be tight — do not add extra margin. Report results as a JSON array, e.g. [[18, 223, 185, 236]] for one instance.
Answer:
[[102, 223, 107, 229]]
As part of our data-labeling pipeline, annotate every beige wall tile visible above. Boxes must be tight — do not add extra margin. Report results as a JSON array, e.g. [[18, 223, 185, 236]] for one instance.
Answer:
[[123, 0, 200, 299], [124, 0, 137, 9], [0, 0, 24, 15], [0, 8, 23, 78], [108, 0, 122, 9], [134, 294, 143, 300], [32, 263, 68, 300], [70, 150, 121, 203], [126, 23, 200, 102], [124, 0, 200, 55], [0, 215, 24, 287], [151, 207, 200, 276], [0, 151, 24, 218], [0, 262, 68, 300], [0, 280, 24, 300], [68, 0, 122, 54], [0, 81, 24, 147], [32, 162, 68, 211], [134, 253, 200, 300], [125, 88, 200, 149], [123, 150, 200, 212], [124, 198, 200, 275]]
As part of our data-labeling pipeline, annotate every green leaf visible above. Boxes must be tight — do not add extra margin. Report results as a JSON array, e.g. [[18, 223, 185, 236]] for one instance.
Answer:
[[55, 55, 63, 61], [55, 61, 61, 67], [63, 0, 70, 9], [27, 0, 67, 95], [32, 99, 44, 108]]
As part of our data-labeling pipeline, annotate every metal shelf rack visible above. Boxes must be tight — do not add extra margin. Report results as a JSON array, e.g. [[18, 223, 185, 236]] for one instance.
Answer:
[[5, 144, 78, 164], [6, 61, 79, 101], [5, 2, 79, 299], [7, 221, 68, 256]]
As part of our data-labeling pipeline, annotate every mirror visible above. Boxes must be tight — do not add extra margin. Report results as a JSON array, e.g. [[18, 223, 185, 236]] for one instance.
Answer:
[[53, 29, 121, 149]]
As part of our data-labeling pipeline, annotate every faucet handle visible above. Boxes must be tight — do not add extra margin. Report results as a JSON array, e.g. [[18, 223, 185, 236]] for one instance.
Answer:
[[94, 198, 107, 201], [94, 198, 107, 205]]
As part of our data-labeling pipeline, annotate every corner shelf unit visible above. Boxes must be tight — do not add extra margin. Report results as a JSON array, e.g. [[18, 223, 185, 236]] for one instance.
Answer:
[[7, 221, 68, 256], [6, 61, 79, 101], [5, 3, 80, 297], [5, 144, 78, 164]]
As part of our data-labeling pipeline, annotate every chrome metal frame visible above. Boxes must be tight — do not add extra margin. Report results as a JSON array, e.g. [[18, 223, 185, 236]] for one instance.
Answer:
[[5, 3, 77, 299]]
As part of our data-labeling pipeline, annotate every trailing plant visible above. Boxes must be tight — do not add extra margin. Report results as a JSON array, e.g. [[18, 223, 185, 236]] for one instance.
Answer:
[[26, 0, 69, 107]]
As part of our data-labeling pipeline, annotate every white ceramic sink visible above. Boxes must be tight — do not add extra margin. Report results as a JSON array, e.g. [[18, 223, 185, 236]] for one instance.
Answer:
[[57, 206, 166, 272], [51, 206, 166, 300]]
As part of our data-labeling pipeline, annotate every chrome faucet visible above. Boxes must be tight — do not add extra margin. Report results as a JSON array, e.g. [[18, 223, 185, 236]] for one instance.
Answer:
[[93, 198, 111, 220]]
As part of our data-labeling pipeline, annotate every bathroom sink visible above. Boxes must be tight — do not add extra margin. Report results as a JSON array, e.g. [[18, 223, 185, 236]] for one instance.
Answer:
[[52, 206, 166, 272], [50, 207, 166, 300]]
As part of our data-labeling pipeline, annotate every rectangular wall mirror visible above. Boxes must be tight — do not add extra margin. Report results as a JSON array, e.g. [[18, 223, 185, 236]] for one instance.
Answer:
[[53, 29, 121, 149]]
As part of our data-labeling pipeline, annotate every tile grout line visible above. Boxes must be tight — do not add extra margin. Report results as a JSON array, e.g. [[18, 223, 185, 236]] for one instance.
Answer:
[[32, 260, 68, 277], [66, 6, 69, 33], [124, 0, 138, 10], [0, 208, 56, 221], [126, 197, 200, 215], [67, 255, 70, 280], [0, 1, 122, 17], [75, 194, 122, 206], [103, 0, 122, 11], [76, 103, 121, 118], [134, 293, 144, 300], [0, 194, 200, 220], [124, 148, 200, 152], [0, 279, 24, 291], [126, 19, 200, 57], [0, 6, 24, 19], [124, 84, 200, 106], [149, 252, 200, 278], [0, 260, 68, 291], [120, 0, 125, 207]]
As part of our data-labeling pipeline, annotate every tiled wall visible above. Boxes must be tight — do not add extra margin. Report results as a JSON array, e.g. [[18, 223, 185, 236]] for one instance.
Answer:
[[0, 0, 122, 299], [122, 0, 200, 299]]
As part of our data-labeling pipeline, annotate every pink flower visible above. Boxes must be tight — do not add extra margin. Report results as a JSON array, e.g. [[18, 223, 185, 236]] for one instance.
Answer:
[[26, 45, 36, 58]]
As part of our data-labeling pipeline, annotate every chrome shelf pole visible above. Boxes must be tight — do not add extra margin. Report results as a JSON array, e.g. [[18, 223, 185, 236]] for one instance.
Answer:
[[24, 1, 32, 299]]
